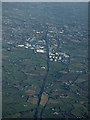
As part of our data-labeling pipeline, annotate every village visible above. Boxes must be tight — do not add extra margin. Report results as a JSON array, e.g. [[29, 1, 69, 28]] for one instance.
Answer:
[[16, 24, 70, 64]]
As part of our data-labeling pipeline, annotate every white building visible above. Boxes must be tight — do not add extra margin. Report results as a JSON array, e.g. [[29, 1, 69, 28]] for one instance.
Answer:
[[18, 45, 24, 47], [36, 49, 46, 53]]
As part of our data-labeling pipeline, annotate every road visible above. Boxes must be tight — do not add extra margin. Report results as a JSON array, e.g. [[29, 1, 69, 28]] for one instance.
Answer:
[[34, 28, 50, 120]]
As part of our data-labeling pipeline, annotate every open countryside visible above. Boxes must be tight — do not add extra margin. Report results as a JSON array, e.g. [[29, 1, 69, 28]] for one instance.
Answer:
[[2, 2, 88, 119]]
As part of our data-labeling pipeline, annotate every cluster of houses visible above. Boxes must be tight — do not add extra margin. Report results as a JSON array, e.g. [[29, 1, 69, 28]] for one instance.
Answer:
[[49, 51, 69, 63], [17, 39, 46, 54], [17, 41, 70, 63], [16, 24, 70, 63]]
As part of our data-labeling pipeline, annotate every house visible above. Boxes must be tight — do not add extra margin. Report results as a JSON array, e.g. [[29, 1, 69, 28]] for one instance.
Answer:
[[50, 59, 53, 61], [54, 59, 57, 62], [49, 56, 52, 58], [36, 49, 46, 53], [18, 45, 24, 47], [25, 46, 28, 49], [41, 66, 46, 69]]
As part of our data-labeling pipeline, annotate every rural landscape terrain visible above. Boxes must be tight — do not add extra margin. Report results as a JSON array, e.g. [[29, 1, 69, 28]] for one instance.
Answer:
[[2, 2, 88, 119]]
